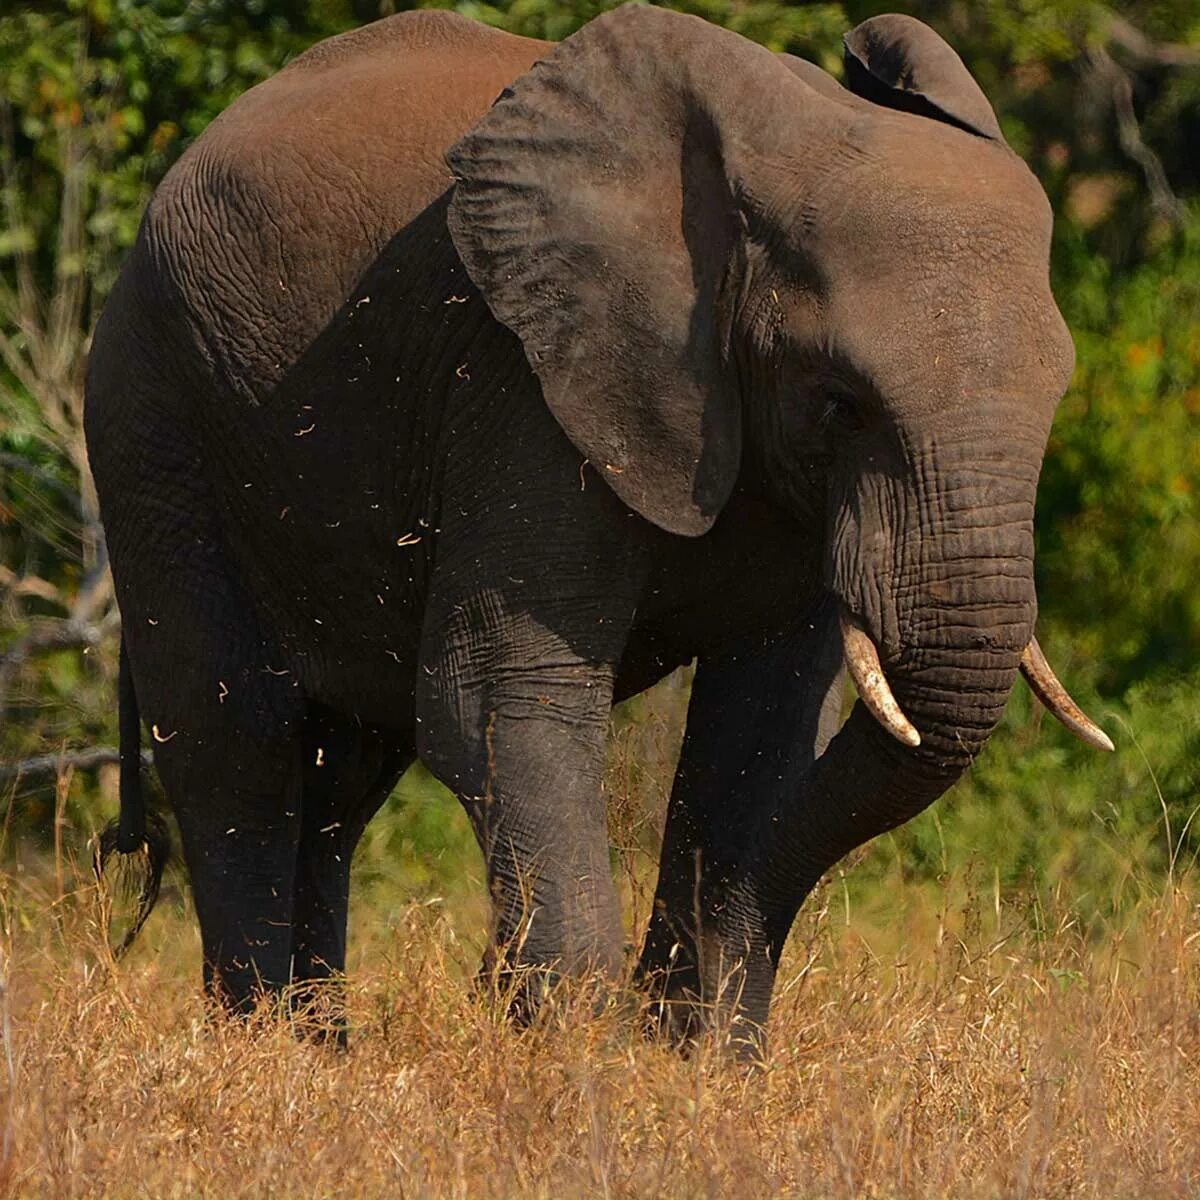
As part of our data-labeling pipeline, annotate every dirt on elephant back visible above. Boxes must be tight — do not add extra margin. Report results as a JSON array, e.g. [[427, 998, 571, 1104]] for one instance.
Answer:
[[2, 850, 1198, 1199]]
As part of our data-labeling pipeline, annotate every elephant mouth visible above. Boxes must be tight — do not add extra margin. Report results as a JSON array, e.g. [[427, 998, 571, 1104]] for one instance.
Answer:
[[837, 602, 1113, 754]]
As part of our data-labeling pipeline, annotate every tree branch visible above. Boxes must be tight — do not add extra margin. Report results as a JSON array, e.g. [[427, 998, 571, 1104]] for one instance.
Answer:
[[1106, 15, 1200, 70], [1085, 45, 1188, 227], [0, 605, 118, 722], [0, 566, 65, 608], [0, 746, 152, 790]]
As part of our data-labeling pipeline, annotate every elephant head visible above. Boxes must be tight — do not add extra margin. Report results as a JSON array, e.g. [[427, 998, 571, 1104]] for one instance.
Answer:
[[446, 5, 1109, 931]]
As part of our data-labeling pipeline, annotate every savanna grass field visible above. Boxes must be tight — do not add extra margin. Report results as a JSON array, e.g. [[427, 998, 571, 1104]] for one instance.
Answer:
[[2, 0, 1200, 1196], [5, 702, 1200, 1197]]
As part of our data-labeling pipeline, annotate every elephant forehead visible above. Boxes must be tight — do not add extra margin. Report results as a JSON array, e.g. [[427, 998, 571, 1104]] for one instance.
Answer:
[[794, 132, 1073, 405], [822, 276, 1075, 410], [806, 114, 1054, 272]]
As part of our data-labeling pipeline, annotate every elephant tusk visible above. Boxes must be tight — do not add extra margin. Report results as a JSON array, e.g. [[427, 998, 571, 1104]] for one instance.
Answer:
[[1020, 636, 1114, 753], [839, 608, 922, 749]]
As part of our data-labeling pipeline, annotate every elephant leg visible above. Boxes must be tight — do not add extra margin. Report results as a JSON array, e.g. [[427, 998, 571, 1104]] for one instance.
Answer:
[[94, 372, 309, 1013], [417, 571, 643, 1013], [289, 705, 413, 1030], [413, 380, 649, 1013], [126, 592, 305, 1015], [637, 594, 845, 1052]]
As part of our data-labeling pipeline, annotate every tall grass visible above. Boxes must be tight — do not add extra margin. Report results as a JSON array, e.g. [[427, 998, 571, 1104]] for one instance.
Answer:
[[2, 851, 1197, 1197], [1, 687, 1197, 1199]]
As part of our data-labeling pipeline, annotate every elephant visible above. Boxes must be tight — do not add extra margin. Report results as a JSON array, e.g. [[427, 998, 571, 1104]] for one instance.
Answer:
[[86, 4, 1112, 1051]]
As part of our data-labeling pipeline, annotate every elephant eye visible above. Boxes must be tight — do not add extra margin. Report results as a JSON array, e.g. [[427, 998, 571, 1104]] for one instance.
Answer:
[[817, 386, 864, 436]]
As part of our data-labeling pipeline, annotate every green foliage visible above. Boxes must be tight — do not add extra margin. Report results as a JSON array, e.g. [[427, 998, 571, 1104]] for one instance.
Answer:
[[1039, 215, 1200, 693], [858, 663, 1200, 920], [452, 0, 848, 63], [355, 763, 480, 904], [2, 0, 1198, 920]]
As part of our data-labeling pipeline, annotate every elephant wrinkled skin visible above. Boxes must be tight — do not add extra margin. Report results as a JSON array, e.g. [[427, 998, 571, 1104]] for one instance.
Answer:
[[85, 5, 1109, 1051]]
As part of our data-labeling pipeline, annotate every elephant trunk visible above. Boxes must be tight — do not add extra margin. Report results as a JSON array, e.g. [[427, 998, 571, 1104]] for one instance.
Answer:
[[790, 577, 1033, 888], [721, 443, 1053, 1030], [831, 425, 1110, 758], [834, 432, 1044, 771]]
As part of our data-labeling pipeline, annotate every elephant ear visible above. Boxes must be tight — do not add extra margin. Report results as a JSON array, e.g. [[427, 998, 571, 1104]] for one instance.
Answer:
[[446, 5, 753, 536], [842, 14, 1004, 143]]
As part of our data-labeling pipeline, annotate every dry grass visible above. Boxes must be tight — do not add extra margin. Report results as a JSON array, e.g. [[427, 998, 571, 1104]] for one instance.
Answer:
[[0, 844, 1196, 1200], [3, 683, 1198, 1197]]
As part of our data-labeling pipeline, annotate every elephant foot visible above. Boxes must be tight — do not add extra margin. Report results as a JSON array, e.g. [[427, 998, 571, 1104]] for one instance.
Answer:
[[199, 969, 351, 1048], [639, 974, 768, 1063], [637, 910, 775, 1062], [635, 974, 761, 1063], [288, 978, 351, 1049], [474, 950, 629, 1031], [475, 957, 563, 1026]]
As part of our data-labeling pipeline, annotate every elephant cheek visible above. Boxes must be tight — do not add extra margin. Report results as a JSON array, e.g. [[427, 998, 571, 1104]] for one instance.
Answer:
[[826, 465, 908, 660]]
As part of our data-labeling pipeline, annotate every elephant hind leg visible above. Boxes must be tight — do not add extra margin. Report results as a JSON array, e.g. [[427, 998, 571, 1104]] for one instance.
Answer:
[[289, 705, 413, 1033], [125, 597, 306, 1015], [107, 478, 305, 1010], [91, 358, 310, 1012]]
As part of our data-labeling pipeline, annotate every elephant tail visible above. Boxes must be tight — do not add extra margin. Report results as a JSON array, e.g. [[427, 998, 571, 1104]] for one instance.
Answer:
[[93, 636, 170, 957]]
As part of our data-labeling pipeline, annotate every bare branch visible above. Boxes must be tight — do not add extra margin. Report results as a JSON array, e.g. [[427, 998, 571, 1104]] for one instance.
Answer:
[[69, 557, 113, 625], [0, 566, 65, 608], [1, 617, 106, 662], [1107, 14, 1200, 70], [0, 746, 152, 790], [1085, 46, 1188, 227], [0, 606, 118, 722]]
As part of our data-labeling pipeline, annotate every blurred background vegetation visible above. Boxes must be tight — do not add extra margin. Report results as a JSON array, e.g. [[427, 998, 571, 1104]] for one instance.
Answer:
[[1, 0, 1197, 941]]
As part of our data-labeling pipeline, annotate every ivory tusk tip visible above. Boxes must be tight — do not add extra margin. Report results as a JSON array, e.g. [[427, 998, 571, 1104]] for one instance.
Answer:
[[1020, 637, 1115, 754], [838, 607, 923, 750]]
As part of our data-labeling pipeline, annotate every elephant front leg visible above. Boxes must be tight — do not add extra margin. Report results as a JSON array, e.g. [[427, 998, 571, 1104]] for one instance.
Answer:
[[417, 597, 636, 1014], [637, 596, 845, 1054], [474, 679, 622, 995], [415, 384, 650, 1012]]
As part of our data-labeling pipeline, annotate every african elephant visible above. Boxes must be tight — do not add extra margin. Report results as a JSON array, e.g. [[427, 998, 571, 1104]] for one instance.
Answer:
[[86, 4, 1111, 1051]]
